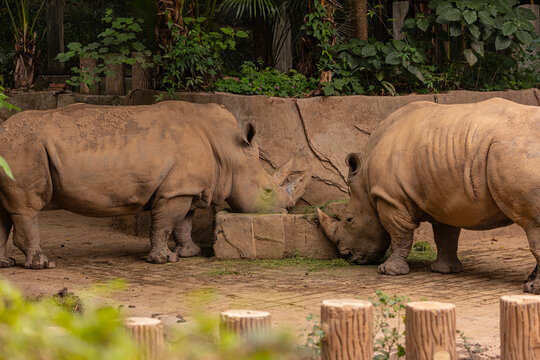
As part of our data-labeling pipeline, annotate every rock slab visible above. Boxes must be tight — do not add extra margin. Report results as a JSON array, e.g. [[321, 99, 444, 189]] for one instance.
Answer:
[[214, 212, 338, 259]]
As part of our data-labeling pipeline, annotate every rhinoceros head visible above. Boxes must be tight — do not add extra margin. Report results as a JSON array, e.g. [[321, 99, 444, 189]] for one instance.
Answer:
[[317, 153, 390, 264], [227, 123, 311, 213]]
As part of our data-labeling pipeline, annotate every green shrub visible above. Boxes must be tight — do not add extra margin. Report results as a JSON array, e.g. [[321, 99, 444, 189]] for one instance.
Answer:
[[212, 61, 317, 97], [159, 17, 248, 95], [402, 0, 540, 90]]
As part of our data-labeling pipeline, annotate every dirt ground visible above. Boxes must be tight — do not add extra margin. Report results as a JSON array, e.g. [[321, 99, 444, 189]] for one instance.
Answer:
[[1, 210, 536, 359]]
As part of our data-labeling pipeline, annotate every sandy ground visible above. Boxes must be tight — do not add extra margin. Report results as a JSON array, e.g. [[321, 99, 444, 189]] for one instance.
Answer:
[[0, 210, 537, 359]]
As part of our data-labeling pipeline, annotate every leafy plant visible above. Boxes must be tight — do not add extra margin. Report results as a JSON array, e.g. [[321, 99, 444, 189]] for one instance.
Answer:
[[370, 290, 409, 360], [300, 314, 324, 359], [159, 17, 248, 95], [457, 329, 483, 358], [212, 61, 317, 97], [3, 0, 47, 88], [402, 0, 540, 90], [57, 9, 157, 90]]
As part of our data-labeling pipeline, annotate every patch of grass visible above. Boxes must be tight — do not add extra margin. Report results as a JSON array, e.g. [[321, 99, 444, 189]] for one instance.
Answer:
[[383, 241, 437, 264], [205, 269, 241, 276]]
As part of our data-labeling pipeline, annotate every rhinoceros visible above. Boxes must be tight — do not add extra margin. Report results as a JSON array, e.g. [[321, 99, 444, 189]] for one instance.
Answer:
[[317, 98, 540, 294], [0, 101, 310, 269]]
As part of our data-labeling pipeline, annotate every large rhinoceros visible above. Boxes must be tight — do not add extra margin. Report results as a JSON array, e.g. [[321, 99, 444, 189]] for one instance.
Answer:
[[0, 101, 310, 269], [317, 98, 540, 294]]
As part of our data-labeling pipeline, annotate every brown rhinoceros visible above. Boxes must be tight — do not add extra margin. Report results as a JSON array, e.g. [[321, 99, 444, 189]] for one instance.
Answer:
[[317, 98, 540, 294], [0, 101, 311, 269]]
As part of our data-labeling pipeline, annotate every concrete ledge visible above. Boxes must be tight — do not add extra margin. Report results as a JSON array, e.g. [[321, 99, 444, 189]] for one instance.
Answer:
[[214, 211, 338, 260]]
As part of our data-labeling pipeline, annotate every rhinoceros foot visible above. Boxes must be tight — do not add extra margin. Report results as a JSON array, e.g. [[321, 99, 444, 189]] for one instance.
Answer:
[[524, 279, 540, 294], [146, 248, 179, 264], [430, 258, 463, 274], [378, 257, 410, 275], [0, 257, 15, 268], [24, 252, 56, 270], [175, 243, 201, 257]]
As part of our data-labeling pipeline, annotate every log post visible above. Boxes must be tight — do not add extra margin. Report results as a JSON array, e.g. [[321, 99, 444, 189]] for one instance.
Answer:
[[405, 301, 456, 360], [220, 310, 271, 340], [124, 317, 164, 360], [500, 295, 540, 360], [104, 54, 125, 95], [131, 52, 153, 90], [320, 299, 373, 360], [79, 57, 99, 95]]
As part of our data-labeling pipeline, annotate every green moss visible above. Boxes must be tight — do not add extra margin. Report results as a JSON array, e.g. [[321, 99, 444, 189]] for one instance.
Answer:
[[290, 199, 349, 217]]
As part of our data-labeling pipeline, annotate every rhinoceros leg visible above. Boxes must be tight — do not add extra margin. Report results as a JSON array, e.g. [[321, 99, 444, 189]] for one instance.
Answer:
[[0, 207, 15, 267], [11, 214, 55, 269], [173, 211, 201, 257], [376, 202, 414, 275], [524, 228, 540, 294], [146, 197, 192, 264], [430, 223, 463, 274]]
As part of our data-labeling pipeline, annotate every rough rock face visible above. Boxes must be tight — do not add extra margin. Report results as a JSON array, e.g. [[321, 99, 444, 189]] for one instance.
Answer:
[[214, 212, 338, 259]]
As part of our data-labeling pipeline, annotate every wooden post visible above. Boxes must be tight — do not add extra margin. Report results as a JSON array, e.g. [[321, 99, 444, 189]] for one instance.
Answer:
[[104, 54, 125, 95], [46, 0, 64, 74], [500, 295, 540, 360], [131, 53, 152, 90], [405, 301, 456, 360], [320, 299, 373, 360], [124, 317, 164, 360], [220, 310, 271, 340], [79, 57, 99, 95]]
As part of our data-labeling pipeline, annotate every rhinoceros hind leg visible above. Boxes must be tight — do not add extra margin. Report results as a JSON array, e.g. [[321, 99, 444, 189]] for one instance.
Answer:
[[146, 197, 192, 264], [430, 223, 463, 274], [173, 211, 200, 257], [524, 227, 540, 294], [0, 207, 14, 267], [11, 214, 54, 269]]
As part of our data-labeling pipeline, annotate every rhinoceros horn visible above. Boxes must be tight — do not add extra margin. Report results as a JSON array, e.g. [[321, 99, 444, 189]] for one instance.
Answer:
[[317, 208, 339, 244], [273, 159, 294, 185], [284, 168, 312, 207]]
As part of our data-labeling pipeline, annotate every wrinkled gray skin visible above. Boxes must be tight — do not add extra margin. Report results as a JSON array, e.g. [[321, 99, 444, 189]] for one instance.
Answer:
[[318, 98, 540, 294], [0, 101, 310, 269]]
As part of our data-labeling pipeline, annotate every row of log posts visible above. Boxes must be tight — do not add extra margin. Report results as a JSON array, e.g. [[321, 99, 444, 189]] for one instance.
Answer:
[[123, 295, 540, 360]]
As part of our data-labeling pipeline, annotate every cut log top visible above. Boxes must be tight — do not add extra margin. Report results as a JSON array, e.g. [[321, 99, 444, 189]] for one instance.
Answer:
[[124, 317, 162, 327], [322, 299, 372, 308], [500, 295, 540, 304], [407, 301, 456, 310], [221, 310, 271, 318]]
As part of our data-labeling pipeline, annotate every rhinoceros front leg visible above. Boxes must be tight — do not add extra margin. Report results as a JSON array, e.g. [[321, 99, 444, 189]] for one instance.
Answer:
[[173, 211, 201, 257], [377, 202, 414, 276], [430, 223, 463, 274], [12, 214, 55, 269], [146, 197, 192, 264], [524, 227, 540, 294]]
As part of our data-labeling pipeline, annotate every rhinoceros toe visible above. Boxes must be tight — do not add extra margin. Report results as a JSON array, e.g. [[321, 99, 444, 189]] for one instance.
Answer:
[[378, 258, 410, 276], [0, 257, 15, 268], [524, 279, 540, 295], [175, 243, 201, 258], [146, 248, 179, 264], [24, 252, 55, 270]]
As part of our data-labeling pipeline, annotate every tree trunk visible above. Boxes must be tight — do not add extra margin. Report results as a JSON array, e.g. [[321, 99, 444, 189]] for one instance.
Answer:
[[405, 301, 457, 360], [124, 317, 164, 360], [104, 54, 125, 95], [220, 310, 271, 341], [14, 52, 36, 89], [79, 57, 99, 94], [355, 0, 368, 40], [46, 0, 64, 74], [320, 299, 373, 360], [500, 295, 540, 360], [132, 53, 153, 90]]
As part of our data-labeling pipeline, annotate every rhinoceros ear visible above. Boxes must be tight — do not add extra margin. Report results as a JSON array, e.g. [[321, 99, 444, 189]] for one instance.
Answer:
[[345, 153, 363, 179], [241, 123, 256, 146]]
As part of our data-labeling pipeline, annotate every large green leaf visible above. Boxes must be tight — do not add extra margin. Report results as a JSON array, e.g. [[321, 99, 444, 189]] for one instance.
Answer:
[[502, 21, 518, 36], [463, 49, 478, 66], [463, 10, 477, 25], [495, 35, 511, 50], [416, 17, 430, 31], [478, 11, 494, 26], [0, 157, 14, 180], [392, 39, 406, 51], [385, 51, 401, 65], [471, 40, 484, 57], [361, 44, 377, 57], [407, 65, 425, 82], [515, 30, 533, 45], [468, 24, 481, 39], [449, 24, 462, 37]]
